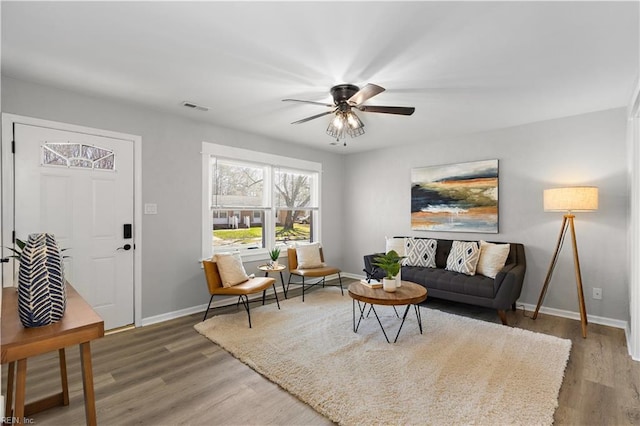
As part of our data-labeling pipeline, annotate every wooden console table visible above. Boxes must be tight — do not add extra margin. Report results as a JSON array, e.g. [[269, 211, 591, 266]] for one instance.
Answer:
[[1, 284, 104, 425]]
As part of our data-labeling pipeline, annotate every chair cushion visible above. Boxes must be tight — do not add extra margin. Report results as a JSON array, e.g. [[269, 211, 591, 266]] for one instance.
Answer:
[[214, 252, 249, 287], [296, 242, 326, 269], [290, 266, 340, 277], [476, 240, 510, 278], [211, 277, 275, 295]]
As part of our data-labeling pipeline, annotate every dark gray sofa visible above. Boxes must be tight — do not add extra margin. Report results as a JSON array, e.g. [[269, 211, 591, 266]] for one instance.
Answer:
[[363, 238, 526, 325]]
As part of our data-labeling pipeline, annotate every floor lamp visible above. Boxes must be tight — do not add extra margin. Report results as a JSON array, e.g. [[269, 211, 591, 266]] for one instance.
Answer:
[[532, 186, 598, 338]]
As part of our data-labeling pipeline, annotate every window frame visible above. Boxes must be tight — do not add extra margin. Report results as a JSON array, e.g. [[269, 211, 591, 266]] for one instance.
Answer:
[[201, 142, 322, 262]]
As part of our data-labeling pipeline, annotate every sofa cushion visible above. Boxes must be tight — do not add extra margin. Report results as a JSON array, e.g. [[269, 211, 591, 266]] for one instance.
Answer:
[[477, 240, 510, 279], [445, 241, 480, 276], [401, 266, 495, 299], [404, 238, 437, 268]]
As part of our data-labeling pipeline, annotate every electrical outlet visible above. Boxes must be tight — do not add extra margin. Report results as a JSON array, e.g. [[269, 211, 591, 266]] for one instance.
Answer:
[[593, 288, 602, 300]]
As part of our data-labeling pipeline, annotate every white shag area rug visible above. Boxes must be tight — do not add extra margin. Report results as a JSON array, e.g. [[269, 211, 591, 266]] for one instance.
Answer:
[[194, 287, 571, 426]]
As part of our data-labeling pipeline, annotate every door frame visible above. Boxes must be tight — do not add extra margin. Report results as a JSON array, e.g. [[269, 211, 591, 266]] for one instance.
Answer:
[[1, 113, 143, 327]]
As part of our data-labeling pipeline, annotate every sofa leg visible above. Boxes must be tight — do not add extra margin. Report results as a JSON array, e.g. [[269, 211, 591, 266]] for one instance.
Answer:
[[497, 310, 508, 325]]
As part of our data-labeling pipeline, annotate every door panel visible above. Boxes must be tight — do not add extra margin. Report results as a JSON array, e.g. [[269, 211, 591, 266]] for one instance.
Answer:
[[13, 123, 134, 330]]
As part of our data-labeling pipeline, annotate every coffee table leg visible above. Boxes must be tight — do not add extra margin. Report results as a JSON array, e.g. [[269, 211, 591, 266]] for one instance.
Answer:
[[279, 271, 287, 299], [414, 305, 423, 334], [353, 300, 367, 333], [393, 305, 413, 343], [369, 306, 391, 343]]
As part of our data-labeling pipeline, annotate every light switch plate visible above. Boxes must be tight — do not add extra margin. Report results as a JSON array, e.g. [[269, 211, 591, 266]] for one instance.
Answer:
[[144, 203, 158, 215]]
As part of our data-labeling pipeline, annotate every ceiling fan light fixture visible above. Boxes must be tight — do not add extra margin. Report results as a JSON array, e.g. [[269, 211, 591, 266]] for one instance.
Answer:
[[346, 111, 363, 129], [326, 111, 365, 141]]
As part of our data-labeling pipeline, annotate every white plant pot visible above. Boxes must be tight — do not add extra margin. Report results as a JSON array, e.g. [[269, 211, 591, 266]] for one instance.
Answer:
[[383, 278, 397, 293], [272, 260, 279, 268]]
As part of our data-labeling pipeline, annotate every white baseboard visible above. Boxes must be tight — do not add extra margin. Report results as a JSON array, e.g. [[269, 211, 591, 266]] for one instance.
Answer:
[[519, 303, 628, 330], [140, 284, 300, 327]]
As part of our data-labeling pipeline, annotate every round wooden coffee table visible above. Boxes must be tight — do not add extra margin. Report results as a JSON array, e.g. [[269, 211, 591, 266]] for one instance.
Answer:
[[348, 281, 427, 343]]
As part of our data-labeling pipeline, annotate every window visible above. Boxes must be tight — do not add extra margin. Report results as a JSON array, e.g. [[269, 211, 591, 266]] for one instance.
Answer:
[[42, 143, 115, 170], [202, 142, 321, 260]]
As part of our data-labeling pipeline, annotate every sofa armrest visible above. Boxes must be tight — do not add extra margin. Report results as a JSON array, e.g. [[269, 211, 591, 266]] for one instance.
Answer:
[[363, 253, 386, 280], [493, 262, 526, 309]]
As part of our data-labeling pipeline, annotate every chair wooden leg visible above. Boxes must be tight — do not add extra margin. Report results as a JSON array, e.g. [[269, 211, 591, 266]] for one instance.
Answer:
[[497, 310, 508, 325], [203, 294, 215, 321]]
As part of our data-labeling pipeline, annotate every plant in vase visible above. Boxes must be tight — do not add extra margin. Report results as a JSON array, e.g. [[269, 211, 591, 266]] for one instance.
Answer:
[[372, 250, 405, 292], [269, 247, 281, 268], [8, 234, 67, 328]]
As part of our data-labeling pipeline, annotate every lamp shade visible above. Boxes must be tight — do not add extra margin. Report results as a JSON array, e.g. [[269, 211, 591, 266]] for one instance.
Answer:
[[543, 186, 598, 212]]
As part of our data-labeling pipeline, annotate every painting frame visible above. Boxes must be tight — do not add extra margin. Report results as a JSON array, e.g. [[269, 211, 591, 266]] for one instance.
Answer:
[[411, 159, 499, 233]]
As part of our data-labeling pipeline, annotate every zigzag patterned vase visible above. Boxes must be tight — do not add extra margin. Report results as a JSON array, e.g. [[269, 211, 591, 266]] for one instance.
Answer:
[[18, 233, 66, 328]]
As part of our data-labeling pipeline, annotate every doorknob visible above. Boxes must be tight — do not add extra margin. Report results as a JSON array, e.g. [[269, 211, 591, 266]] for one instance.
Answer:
[[0, 258, 9, 263], [117, 244, 132, 251]]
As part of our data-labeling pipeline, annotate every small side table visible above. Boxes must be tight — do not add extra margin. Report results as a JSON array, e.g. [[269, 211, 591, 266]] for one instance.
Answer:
[[258, 264, 288, 299]]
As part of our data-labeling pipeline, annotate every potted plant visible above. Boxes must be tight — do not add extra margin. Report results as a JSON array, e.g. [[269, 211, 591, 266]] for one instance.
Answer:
[[269, 247, 281, 268], [372, 250, 405, 292]]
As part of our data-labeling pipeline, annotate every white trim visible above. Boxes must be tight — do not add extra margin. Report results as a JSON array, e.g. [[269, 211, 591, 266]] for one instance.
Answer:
[[520, 303, 629, 331], [628, 77, 640, 361], [141, 284, 295, 326], [201, 141, 322, 172], [1, 113, 144, 327], [201, 141, 322, 260]]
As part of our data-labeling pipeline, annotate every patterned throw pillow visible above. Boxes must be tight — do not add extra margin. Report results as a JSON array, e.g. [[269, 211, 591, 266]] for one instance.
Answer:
[[403, 238, 437, 268], [445, 241, 481, 276]]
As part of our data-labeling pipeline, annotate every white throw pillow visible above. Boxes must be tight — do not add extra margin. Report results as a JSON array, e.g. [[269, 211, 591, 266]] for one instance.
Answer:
[[385, 237, 407, 257], [403, 238, 437, 268], [214, 252, 250, 288], [445, 241, 480, 276], [296, 242, 325, 269], [476, 240, 511, 279]]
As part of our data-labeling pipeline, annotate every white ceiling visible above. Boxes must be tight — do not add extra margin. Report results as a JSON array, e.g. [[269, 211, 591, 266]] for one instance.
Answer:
[[2, 1, 638, 153]]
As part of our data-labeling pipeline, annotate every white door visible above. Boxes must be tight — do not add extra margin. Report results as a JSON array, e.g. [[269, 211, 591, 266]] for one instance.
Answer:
[[13, 123, 134, 330]]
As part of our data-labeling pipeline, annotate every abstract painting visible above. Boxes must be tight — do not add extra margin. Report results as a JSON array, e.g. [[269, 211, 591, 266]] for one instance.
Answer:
[[411, 159, 498, 233]]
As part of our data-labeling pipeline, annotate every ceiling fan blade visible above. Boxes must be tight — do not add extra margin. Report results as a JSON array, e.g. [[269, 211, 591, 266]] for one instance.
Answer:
[[348, 83, 385, 106], [357, 105, 415, 115], [283, 99, 334, 107], [291, 110, 335, 124]]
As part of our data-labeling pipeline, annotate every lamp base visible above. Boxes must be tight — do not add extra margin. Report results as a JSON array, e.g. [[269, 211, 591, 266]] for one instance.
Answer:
[[533, 214, 588, 338]]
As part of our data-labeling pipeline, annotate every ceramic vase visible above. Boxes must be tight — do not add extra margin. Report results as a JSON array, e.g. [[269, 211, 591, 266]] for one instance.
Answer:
[[383, 277, 397, 293], [18, 233, 66, 328]]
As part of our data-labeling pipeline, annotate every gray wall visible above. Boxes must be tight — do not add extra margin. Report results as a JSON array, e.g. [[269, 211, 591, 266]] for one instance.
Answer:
[[2, 76, 345, 320], [343, 108, 629, 322], [2, 76, 630, 324]]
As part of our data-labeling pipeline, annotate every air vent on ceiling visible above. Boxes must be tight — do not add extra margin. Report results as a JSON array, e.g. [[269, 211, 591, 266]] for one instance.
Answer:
[[182, 101, 209, 112]]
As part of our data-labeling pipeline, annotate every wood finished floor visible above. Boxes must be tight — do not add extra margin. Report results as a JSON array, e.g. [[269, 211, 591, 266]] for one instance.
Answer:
[[3, 279, 640, 425]]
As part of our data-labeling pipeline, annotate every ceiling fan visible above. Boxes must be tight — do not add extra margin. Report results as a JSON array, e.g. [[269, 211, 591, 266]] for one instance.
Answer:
[[283, 83, 415, 144]]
